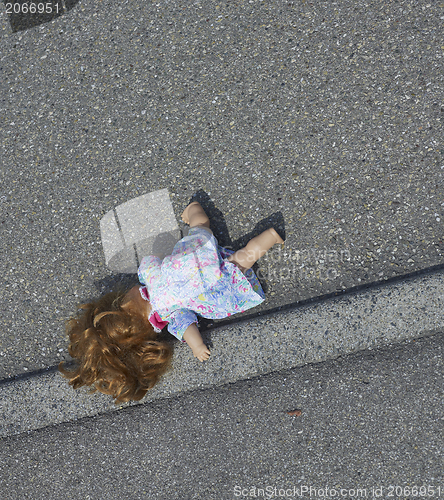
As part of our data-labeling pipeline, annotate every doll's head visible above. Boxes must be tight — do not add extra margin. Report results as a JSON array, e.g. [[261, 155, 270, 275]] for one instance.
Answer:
[[59, 288, 172, 404]]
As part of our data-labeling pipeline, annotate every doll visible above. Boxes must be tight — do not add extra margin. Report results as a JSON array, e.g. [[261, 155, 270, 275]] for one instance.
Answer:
[[59, 201, 284, 403]]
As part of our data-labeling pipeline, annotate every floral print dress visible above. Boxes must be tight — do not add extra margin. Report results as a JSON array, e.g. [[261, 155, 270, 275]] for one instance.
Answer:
[[138, 227, 265, 341]]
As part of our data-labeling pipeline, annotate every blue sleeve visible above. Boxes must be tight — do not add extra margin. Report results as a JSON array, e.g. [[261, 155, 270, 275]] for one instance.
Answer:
[[166, 308, 198, 342]]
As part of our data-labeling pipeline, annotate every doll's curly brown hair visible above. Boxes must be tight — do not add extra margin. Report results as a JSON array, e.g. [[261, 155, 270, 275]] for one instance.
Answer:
[[58, 289, 173, 404]]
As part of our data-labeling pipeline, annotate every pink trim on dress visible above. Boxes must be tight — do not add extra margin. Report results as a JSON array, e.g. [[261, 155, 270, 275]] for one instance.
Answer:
[[139, 286, 169, 332]]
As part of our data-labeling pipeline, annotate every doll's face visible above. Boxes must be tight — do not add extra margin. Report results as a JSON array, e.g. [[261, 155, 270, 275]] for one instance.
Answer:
[[121, 286, 152, 320]]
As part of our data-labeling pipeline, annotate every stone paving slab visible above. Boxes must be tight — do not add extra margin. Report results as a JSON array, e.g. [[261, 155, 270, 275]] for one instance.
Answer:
[[0, 0, 443, 379], [1, 267, 442, 438], [100, 189, 181, 273]]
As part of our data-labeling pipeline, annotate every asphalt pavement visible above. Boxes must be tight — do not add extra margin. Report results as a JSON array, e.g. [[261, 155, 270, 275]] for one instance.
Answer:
[[1, 0, 443, 378], [0, 332, 442, 500], [0, 0, 443, 498]]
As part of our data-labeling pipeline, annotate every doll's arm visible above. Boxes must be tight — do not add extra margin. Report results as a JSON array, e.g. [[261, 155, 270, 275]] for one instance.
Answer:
[[182, 323, 211, 362]]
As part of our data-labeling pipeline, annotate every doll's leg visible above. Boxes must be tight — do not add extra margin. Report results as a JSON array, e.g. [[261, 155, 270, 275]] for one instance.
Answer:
[[227, 228, 284, 272], [181, 201, 211, 229]]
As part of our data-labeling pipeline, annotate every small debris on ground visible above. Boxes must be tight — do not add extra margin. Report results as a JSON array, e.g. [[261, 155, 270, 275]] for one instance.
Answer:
[[286, 409, 302, 416]]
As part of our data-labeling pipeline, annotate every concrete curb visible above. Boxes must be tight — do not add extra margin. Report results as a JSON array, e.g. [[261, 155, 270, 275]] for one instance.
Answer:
[[1, 269, 443, 438]]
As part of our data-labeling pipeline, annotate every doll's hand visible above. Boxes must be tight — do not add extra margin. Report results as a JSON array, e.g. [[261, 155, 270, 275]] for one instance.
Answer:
[[183, 323, 211, 362], [192, 344, 211, 362]]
